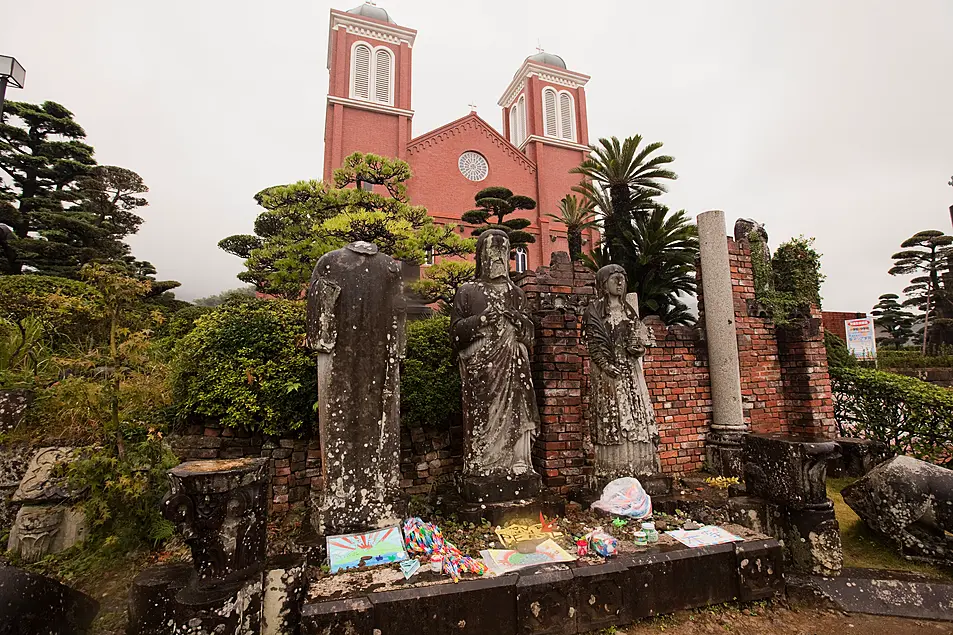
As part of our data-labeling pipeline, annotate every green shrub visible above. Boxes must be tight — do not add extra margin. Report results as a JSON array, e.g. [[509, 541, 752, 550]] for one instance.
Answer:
[[159, 305, 212, 340], [67, 433, 179, 553], [830, 366, 953, 465], [877, 349, 953, 370], [401, 316, 460, 429], [824, 331, 857, 369], [170, 299, 315, 435]]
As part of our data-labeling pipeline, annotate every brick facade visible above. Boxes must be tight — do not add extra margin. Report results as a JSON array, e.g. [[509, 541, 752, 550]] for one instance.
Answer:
[[171, 235, 837, 511], [821, 311, 865, 342]]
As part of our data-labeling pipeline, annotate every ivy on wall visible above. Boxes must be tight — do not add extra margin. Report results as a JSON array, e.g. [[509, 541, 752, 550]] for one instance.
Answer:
[[749, 233, 824, 326]]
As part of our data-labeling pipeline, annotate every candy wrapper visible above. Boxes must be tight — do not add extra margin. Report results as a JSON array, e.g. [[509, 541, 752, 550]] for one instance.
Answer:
[[585, 528, 618, 558], [402, 517, 488, 583]]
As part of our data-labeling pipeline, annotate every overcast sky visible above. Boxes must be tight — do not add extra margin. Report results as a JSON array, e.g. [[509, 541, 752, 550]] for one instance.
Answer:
[[4, 0, 952, 310]]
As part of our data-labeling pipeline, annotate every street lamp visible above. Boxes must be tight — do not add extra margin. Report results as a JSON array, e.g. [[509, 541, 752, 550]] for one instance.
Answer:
[[0, 55, 26, 116]]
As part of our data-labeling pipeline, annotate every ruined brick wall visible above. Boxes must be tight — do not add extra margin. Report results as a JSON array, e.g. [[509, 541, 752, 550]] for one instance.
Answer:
[[170, 420, 465, 512], [170, 423, 321, 514], [777, 308, 838, 439], [517, 253, 595, 493], [399, 422, 464, 497], [726, 239, 788, 435], [642, 322, 711, 474]]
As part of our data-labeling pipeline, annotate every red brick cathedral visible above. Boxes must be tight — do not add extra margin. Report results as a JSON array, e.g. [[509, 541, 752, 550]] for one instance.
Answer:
[[323, 2, 597, 271]]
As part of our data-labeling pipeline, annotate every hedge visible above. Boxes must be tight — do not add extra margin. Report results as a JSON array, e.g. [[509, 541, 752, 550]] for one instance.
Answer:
[[170, 299, 316, 435], [830, 366, 953, 465], [400, 315, 460, 429]]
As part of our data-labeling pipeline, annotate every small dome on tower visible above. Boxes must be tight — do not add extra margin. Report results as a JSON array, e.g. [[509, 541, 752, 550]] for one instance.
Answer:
[[346, 2, 396, 24], [526, 51, 567, 69]]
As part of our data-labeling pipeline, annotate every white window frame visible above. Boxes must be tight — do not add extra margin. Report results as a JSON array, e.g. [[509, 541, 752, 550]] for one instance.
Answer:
[[514, 246, 528, 273], [510, 94, 527, 146], [424, 246, 435, 266], [349, 41, 395, 106], [541, 87, 576, 141], [558, 90, 576, 141]]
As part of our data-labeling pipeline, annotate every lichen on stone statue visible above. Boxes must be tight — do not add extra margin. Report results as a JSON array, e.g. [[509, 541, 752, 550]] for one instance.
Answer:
[[585, 265, 660, 480], [451, 230, 542, 504], [306, 241, 407, 535]]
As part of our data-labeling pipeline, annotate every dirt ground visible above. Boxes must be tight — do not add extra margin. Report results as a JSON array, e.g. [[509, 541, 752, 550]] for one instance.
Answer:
[[602, 604, 953, 635]]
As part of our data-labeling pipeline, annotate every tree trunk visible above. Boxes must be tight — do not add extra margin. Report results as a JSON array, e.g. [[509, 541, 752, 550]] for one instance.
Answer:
[[607, 184, 630, 263], [568, 230, 582, 261]]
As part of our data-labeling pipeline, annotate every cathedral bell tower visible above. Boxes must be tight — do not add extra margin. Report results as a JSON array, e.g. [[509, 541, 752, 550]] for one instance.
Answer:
[[498, 50, 593, 264], [323, 2, 416, 181]]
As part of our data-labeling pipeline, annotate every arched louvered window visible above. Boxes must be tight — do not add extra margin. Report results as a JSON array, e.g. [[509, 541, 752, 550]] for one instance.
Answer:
[[559, 91, 575, 141], [542, 88, 558, 138], [517, 95, 527, 145], [374, 48, 392, 104], [514, 246, 528, 273], [509, 105, 518, 144], [349, 42, 394, 105], [351, 43, 371, 101]]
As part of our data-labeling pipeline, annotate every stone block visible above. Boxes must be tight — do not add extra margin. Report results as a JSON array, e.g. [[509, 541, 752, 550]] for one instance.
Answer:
[[785, 502, 842, 575], [461, 472, 541, 505], [743, 433, 839, 509], [263, 554, 308, 635], [7, 504, 88, 562], [516, 564, 575, 635], [571, 558, 629, 631], [0, 564, 99, 635], [127, 562, 193, 635], [842, 455, 952, 564], [829, 437, 889, 478], [734, 539, 784, 602], [301, 597, 373, 635], [369, 575, 517, 635], [628, 544, 738, 618]]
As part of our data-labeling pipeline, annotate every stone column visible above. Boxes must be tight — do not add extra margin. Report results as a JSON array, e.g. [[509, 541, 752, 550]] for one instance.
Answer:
[[697, 210, 747, 476]]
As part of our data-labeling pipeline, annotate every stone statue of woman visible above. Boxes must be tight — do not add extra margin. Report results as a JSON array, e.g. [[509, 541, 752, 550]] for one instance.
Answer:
[[450, 229, 541, 503], [585, 264, 660, 478]]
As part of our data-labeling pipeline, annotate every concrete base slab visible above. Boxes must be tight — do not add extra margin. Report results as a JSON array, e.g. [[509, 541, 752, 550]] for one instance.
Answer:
[[789, 571, 953, 622], [300, 536, 784, 635]]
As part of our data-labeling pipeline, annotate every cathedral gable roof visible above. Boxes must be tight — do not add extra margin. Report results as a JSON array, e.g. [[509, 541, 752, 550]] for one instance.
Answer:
[[407, 113, 536, 175]]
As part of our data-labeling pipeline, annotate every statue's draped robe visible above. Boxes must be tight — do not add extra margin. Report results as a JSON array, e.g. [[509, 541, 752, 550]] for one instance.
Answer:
[[585, 297, 660, 476], [451, 280, 540, 477], [306, 242, 406, 534]]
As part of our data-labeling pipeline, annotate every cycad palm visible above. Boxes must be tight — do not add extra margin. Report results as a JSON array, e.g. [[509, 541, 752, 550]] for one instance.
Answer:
[[546, 195, 598, 261], [618, 206, 698, 325], [571, 135, 676, 262]]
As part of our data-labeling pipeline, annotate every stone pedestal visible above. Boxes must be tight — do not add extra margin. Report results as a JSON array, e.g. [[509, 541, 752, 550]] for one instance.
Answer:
[[734, 434, 843, 575], [157, 458, 270, 635], [697, 211, 747, 477]]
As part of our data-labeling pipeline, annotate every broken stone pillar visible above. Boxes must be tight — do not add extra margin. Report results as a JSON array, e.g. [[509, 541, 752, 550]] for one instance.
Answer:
[[697, 210, 747, 477], [842, 456, 953, 564], [262, 554, 308, 635], [306, 241, 406, 536], [161, 458, 270, 635], [6, 447, 88, 562], [739, 433, 843, 575]]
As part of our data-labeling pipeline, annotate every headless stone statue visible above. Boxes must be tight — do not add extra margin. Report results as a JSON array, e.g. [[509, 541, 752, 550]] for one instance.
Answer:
[[306, 241, 406, 535], [585, 265, 660, 479], [450, 230, 541, 504]]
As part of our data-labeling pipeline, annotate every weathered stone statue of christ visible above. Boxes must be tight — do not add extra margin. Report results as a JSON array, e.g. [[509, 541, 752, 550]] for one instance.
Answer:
[[450, 230, 541, 503]]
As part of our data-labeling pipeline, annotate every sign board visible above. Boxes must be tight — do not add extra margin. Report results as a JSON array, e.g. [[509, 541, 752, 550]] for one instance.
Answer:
[[845, 317, 877, 360]]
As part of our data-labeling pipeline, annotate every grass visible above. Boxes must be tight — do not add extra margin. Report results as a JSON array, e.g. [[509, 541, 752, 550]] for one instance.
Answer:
[[828, 477, 952, 580]]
